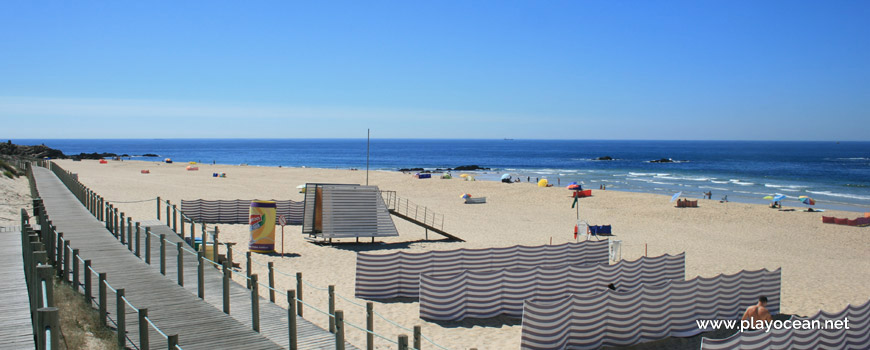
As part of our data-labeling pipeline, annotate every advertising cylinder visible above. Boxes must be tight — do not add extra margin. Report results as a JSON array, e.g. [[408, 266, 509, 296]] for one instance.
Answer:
[[249, 200, 276, 253]]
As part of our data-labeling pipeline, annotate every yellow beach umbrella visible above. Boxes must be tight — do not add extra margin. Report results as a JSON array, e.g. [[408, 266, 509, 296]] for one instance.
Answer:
[[459, 174, 469, 178]]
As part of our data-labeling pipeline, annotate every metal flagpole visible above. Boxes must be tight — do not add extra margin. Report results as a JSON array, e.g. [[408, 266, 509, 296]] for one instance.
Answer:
[[366, 129, 370, 186]]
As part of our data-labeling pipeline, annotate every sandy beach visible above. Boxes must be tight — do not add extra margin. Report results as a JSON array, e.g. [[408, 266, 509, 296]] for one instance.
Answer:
[[49, 159, 870, 349]]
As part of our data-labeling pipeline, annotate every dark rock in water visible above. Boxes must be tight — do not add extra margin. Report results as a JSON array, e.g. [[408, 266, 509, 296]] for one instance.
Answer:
[[453, 165, 490, 171], [120, 154, 130, 157], [649, 158, 689, 163], [0, 142, 67, 159], [595, 156, 614, 161], [398, 168, 425, 172], [142, 153, 159, 157], [71, 152, 118, 160]]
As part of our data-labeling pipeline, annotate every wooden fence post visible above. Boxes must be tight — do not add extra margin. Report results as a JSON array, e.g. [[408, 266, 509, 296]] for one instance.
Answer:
[[168, 334, 178, 349], [37, 307, 59, 350], [176, 242, 184, 286], [335, 310, 345, 350], [37, 266, 55, 307], [246, 252, 252, 289], [159, 234, 166, 275], [296, 272, 303, 316], [145, 227, 151, 264], [62, 240, 70, 283], [55, 233, 63, 278], [329, 285, 335, 333], [222, 260, 230, 314], [98, 273, 107, 327], [414, 325, 421, 350], [398, 334, 408, 350], [72, 248, 80, 291], [165, 200, 170, 227], [268, 262, 276, 302], [83, 260, 92, 302], [251, 274, 260, 332], [135, 223, 141, 257], [127, 217, 133, 251], [117, 288, 126, 349], [120, 213, 126, 245], [156, 196, 160, 220], [197, 252, 204, 299], [172, 205, 178, 233], [138, 308, 150, 350], [367, 302, 374, 350], [288, 290, 298, 350]]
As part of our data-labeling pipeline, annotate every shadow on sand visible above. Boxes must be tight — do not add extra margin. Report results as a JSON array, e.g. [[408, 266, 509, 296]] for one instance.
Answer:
[[313, 238, 461, 252], [425, 315, 523, 329]]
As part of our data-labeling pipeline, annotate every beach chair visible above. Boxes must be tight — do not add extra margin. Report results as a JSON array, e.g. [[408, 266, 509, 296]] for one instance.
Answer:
[[464, 197, 486, 204]]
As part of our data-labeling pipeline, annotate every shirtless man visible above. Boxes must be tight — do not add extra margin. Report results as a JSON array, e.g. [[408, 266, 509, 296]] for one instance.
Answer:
[[741, 296, 772, 329]]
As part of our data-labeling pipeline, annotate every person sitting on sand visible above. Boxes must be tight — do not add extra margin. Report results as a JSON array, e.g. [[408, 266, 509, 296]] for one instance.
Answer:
[[607, 283, 617, 291], [741, 296, 772, 328]]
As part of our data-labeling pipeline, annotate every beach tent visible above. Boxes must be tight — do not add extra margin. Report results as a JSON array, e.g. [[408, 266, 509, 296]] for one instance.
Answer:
[[301, 183, 398, 240], [538, 179, 549, 187], [501, 174, 511, 180], [670, 192, 682, 202]]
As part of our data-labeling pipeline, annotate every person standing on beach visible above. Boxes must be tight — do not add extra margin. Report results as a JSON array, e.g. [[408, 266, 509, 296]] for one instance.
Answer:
[[741, 296, 772, 328]]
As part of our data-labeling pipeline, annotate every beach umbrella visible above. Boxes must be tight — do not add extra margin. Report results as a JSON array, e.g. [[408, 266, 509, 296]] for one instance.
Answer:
[[459, 174, 469, 178], [763, 195, 774, 200], [501, 174, 511, 180], [670, 192, 682, 202], [461, 193, 471, 199], [772, 194, 786, 202], [799, 196, 815, 206], [567, 183, 581, 190]]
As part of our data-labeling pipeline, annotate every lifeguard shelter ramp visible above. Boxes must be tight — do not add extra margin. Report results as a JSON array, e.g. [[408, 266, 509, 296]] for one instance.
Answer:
[[302, 183, 399, 239]]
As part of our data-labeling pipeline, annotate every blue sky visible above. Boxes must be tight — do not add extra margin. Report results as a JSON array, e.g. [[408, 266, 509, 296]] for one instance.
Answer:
[[1, 1, 868, 140]]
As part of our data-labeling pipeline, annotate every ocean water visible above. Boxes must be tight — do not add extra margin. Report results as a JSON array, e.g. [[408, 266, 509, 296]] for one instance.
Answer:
[[13, 139, 870, 212]]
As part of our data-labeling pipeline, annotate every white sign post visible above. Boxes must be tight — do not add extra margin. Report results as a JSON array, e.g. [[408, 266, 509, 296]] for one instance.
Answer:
[[278, 215, 286, 257]]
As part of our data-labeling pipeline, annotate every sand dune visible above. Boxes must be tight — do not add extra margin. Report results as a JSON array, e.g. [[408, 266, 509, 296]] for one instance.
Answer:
[[53, 159, 870, 350]]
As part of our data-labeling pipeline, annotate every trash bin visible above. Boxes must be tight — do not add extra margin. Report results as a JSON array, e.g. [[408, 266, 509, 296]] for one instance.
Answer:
[[249, 200, 276, 253]]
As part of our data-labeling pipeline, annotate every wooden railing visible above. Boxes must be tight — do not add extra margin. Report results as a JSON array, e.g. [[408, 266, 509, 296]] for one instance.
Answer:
[[26, 162, 183, 350], [380, 191, 445, 231], [38, 161, 445, 350]]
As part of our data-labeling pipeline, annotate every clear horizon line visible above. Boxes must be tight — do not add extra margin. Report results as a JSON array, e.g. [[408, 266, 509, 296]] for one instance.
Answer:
[[4, 137, 868, 143]]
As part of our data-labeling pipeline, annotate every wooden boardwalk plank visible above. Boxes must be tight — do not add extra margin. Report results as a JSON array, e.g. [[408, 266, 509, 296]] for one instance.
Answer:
[[0, 227, 35, 349], [32, 167, 283, 350]]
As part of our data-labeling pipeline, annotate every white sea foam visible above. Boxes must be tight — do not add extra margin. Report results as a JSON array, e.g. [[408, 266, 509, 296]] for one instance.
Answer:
[[711, 180, 729, 184], [807, 191, 870, 201], [764, 184, 808, 189], [699, 186, 729, 191], [729, 179, 755, 186]]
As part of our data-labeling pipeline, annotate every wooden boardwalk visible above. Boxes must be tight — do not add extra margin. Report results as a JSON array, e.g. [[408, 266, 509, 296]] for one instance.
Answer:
[[0, 226, 36, 350], [32, 167, 284, 350], [139, 221, 358, 350]]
